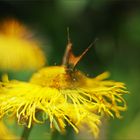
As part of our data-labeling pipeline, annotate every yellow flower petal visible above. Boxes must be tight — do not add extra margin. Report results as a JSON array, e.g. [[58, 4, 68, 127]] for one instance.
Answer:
[[0, 80, 101, 137]]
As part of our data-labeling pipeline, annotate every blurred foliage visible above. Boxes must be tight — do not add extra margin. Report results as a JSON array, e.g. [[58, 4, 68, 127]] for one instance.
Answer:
[[0, 0, 140, 140]]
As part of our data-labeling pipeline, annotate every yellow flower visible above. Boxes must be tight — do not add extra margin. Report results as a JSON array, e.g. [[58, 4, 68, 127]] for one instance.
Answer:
[[0, 18, 46, 71], [0, 78, 100, 137], [0, 39, 128, 138], [30, 66, 128, 119], [0, 121, 18, 139]]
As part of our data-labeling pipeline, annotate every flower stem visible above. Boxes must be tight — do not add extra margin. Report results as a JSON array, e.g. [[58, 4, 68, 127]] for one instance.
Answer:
[[21, 127, 32, 140], [51, 126, 75, 140]]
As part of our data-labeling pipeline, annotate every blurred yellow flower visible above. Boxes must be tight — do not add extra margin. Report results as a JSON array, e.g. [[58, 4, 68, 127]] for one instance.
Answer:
[[0, 19, 46, 71], [0, 39, 128, 138], [0, 121, 18, 139]]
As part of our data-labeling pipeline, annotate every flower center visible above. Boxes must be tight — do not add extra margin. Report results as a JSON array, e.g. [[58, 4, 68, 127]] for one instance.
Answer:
[[30, 66, 86, 89]]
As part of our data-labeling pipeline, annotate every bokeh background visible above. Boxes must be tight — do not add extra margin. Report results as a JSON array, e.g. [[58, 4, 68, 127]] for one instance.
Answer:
[[0, 0, 140, 140]]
